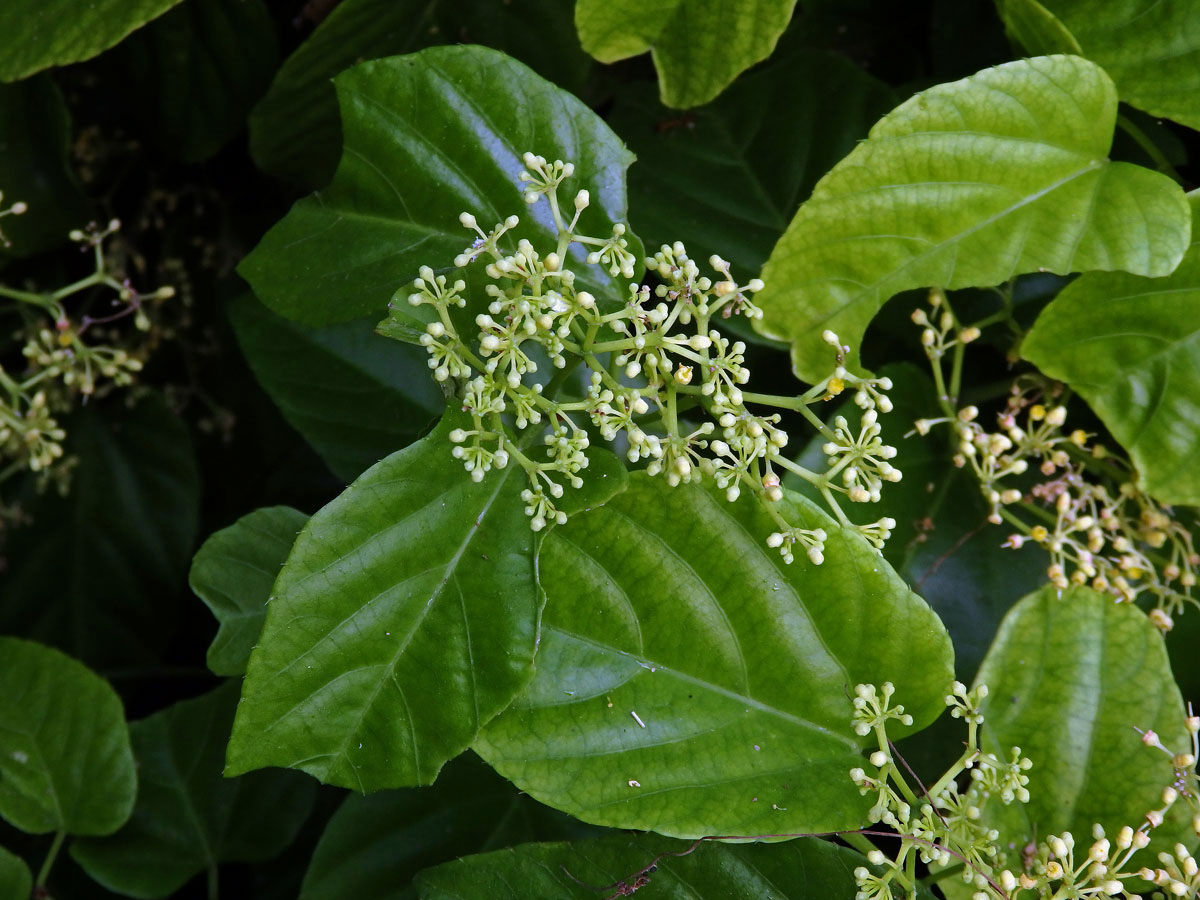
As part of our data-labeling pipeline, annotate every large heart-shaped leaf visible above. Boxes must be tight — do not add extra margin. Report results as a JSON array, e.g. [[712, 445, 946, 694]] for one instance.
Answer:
[[0, 0, 185, 82], [239, 45, 638, 328], [225, 413, 542, 791], [755, 54, 1192, 383], [71, 681, 316, 898], [0, 847, 30, 900], [228, 295, 443, 482], [0, 638, 135, 836], [576, 0, 798, 109], [190, 505, 309, 677], [972, 586, 1193, 865], [416, 832, 888, 900], [610, 50, 895, 280], [112, 0, 278, 163], [299, 751, 598, 900], [474, 474, 953, 837], [1022, 192, 1200, 507], [996, 0, 1200, 130], [248, 0, 592, 188], [0, 395, 199, 669]]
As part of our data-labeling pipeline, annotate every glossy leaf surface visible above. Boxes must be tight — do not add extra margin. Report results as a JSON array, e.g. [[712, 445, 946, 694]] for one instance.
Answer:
[[190, 505, 309, 677], [755, 55, 1192, 383], [577, 0, 798, 108], [996, 0, 1200, 129], [249, 0, 591, 188], [0, 638, 135, 836], [611, 50, 895, 280], [1022, 192, 1200, 506], [299, 752, 598, 900], [71, 681, 316, 898], [0, 0, 185, 81], [417, 832, 876, 900], [239, 46, 637, 328], [475, 474, 953, 837], [229, 295, 442, 481], [973, 586, 1193, 863], [0, 395, 200, 668], [226, 414, 540, 790]]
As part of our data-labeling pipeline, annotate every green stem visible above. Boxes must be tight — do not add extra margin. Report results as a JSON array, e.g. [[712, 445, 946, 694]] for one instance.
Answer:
[[208, 864, 219, 900], [1116, 114, 1184, 184], [841, 832, 878, 857], [36, 830, 66, 889], [0, 283, 57, 312]]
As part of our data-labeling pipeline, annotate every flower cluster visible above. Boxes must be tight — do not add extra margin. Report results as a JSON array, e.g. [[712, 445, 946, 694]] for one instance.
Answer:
[[850, 684, 1200, 900], [912, 289, 1199, 630], [0, 204, 174, 521], [384, 152, 902, 559]]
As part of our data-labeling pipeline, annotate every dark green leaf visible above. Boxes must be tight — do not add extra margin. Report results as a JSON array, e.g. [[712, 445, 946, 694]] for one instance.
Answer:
[[996, 0, 1200, 130], [755, 55, 1192, 383], [576, 0, 799, 108], [299, 751, 599, 900], [0, 394, 200, 669], [0, 638, 135, 836], [113, 0, 279, 163], [1022, 192, 1200, 507], [190, 505, 309, 677], [225, 413, 541, 790], [71, 681, 316, 898], [239, 45, 637, 329], [416, 832, 872, 900], [611, 50, 895, 280], [0, 0, 185, 82], [249, 0, 593, 188], [0, 846, 30, 900], [475, 474, 953, 837], [0, 76, 90, 258], [228, 294, 443, 482], [973, 586, 1193, 864]]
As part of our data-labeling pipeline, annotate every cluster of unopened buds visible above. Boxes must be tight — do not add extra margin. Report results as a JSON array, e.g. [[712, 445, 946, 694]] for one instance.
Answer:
[[384, 152, 903, 560], [0, 200, 174, 493], [911, 290, 1198, 630], [850, 684, 1200, 900]]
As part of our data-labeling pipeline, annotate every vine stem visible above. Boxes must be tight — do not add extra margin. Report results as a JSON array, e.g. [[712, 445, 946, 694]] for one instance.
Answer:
[[1116, 113, 1184, 184], [36, 830, 65, 889], [207, 864, 219, 900]]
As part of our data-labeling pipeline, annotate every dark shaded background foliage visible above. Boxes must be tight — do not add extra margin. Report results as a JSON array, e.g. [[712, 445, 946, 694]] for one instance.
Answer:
[[0, 1, 1195, 897]]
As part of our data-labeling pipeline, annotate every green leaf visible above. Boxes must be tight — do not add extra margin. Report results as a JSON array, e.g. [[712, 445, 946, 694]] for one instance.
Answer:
[[249, 0, 593, 188], [112, 0, 279, 163], [577, 0, 799, 108], [0, 0, 185, 82], [70, 681, 316, 898], [755, 54, 1192, 384], [189, 505, 309, 677], [474, 474, 953, 837], [996, 0, 1082, 56], [0, 75, 91, 259], [996, 0, 1200, 130], [416, 832, 873, 900], [0, 394, 200, 668], [0, 638, 135, 836], [610, 49, 895, 280], [225, 412, 541, 790], [973, 586, 1193, 863], [239, 45, 637, 329], [299, 751, 598, 900], [1022, 192, 1200, 507], [0, 846, 31, 900], [228, 294, 443, 481]]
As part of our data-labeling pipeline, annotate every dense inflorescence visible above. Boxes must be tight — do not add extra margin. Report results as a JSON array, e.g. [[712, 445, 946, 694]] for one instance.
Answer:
[[384, 152, 904, 562]]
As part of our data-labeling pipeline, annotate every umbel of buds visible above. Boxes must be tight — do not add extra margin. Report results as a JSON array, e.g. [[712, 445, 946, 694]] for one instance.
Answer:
[[383, 152, 903, 560]]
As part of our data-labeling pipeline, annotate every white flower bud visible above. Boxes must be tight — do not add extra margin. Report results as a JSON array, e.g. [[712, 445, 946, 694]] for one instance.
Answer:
[[574, 189, 589, 210], [747, 278, 764, 292], [458, 211, 477, 229]]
